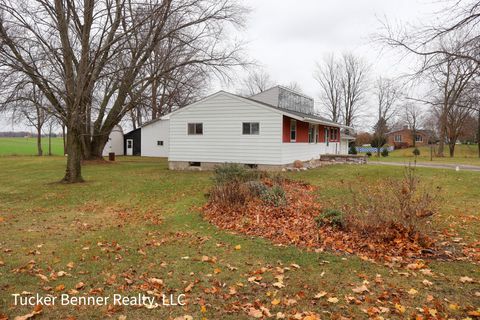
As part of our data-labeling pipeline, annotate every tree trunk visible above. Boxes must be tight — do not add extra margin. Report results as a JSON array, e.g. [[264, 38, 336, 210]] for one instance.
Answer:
[[478, 109, 480, 158], [62, 127, 84, 183], [48, 125, 52, 156], [449, 142, 455, 157], [437, 109, 447, 157], [84, 128, 110, 160], [62, 125, 67, 155], [36, 128, 43, 156]]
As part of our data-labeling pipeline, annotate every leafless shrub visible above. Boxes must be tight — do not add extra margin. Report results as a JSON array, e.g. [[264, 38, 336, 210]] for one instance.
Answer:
[[344, 165, 440, 244]]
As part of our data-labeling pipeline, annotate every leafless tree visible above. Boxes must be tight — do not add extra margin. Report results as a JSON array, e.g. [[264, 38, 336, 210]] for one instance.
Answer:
[[238, 69, 274, 96], [340, 53, 369, 129], [372, 77, 401, 155], [284, 81, 303, 93], [0, 0, 248, 183], [314, 55, 342, 122], [427, 49, 479, 156], [0, 81, 52, 155], [402, 102, 424, 148], [377, 0, 480, 64], [314, 53, 369, 128]]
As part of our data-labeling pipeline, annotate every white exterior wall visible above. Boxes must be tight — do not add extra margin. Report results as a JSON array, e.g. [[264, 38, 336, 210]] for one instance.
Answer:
[[141, 119, 170, 157], [102, 125, 124, 156], [169, 93, 284, 165], [340, 139, 349, 155], [281, 142, 341, 164]]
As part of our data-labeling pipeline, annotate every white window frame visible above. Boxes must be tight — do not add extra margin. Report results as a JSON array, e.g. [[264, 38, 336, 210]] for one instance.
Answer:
[[242, 122, 260, 135], [415, 134, 423, 142], [394, 135, 402, 142], [290, 120, 297, 142], [187, 123, 203, 135]]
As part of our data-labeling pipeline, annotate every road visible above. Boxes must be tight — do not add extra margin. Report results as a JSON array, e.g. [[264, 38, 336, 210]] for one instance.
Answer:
[[369, 161, 480, 172]]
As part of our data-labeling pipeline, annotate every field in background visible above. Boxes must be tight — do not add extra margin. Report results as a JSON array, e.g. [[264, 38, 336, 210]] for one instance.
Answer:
[[0, 157, 478, 319], [367, 144, 480, 166], [0, 137, 64, 156]]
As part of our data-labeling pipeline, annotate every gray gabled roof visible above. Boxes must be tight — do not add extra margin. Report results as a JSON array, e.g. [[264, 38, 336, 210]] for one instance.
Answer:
[[237, 94, 349, 129]]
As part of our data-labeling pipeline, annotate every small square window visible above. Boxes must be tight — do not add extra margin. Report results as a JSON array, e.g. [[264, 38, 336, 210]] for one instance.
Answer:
[[157, 141, 164, 146], [188, 123, 203, 135], [242, 122, 260, 135]]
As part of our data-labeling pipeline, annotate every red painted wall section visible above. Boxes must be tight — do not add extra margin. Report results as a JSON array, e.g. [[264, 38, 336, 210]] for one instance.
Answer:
[[318, 125, 325, 142], [296, 121, 309, 142], [282, 116, 290, 142]]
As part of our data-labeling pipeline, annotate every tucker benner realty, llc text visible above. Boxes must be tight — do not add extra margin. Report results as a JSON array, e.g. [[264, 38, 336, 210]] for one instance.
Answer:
[[12, 293, 186, 307]]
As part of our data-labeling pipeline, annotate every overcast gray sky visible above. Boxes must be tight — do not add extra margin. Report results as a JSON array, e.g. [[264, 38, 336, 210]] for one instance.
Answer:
[[230, 0, 443, 94], [1, 0, 444, 132]]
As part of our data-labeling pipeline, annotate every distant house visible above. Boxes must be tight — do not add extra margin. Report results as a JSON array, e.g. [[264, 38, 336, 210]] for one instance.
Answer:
[[166, 86, 353, 170], [386, 127, 430, 149]]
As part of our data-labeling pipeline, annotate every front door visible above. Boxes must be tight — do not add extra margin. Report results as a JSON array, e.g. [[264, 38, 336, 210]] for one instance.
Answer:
[[126, 139, 133, 156]]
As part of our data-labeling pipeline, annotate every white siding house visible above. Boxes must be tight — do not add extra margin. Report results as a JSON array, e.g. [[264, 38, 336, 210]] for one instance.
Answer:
[[168, 88, 351, 170], [141, 117, 170, 157]]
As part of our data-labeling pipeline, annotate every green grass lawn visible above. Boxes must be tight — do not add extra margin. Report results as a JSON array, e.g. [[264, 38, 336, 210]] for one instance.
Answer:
[[366, 144, 480, 166], [0, 137, 64, 156], [0, 157, 478, 319]]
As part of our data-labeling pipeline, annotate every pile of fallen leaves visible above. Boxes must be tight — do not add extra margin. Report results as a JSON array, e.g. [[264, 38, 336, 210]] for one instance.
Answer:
[[202, 178, 437, 262]]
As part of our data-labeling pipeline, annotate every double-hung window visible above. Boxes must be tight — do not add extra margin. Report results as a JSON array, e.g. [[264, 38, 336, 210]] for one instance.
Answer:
[[394, 135, 402, 142], [242, 122, 259, 135], [187, 123, 203, 135], [290, 120, 297, 142], [415, 135, 423, 142]]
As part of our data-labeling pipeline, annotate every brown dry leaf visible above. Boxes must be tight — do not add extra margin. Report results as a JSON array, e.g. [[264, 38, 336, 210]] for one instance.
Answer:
[[55, 284, 65, 292], [271, 298, 281, 305], [13, 305, 42, 320], [290, 263, 300, 269], [407, 288, 418, 295], [184, 282, 194, 293], [422, 279, 433, 286], [36, 274, 49, 282], [75, 282, 85, 290], [148, 278, 163, 285], [213, 268, 221, 274], [272, 281, 285, 289], [352, 285, 369, 293], [406, 262, 425, 270], [57, 271, 68, 277], [173, 316, 193, 320], [460, 276, 473, 283], [395, 304, 406, 314], [118, 316, 127, 320], [201, 256, 210, 262], [66, 262, 74, 269], [276, 312, 285, 319], [234, 245, 241, 250], [260, 306, 272, 317], [467, 310, 480, 317], [314, 291, 328, 299], [327, 297, 339, 304], [248, 307, 263, 318]]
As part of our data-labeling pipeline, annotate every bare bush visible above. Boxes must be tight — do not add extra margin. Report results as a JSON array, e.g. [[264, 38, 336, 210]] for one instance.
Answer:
[[344, 165, 439, 245]]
